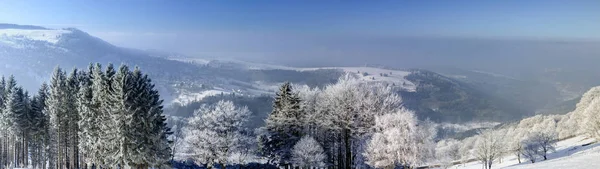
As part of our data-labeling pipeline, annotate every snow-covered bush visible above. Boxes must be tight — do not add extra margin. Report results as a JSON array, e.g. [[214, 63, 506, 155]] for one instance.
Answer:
[[436, 139, 460, 169], [524, 131, 557, 161], [521, 140, 539, 163], [182, 100, 253, 167], [364, 109, 432, 169], [291, 136, 326, 168]]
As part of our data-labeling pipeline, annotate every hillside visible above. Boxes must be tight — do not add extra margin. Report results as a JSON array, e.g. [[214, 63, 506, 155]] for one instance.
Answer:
[[453, 136, 599, 169], [0, 24, 552, 123]]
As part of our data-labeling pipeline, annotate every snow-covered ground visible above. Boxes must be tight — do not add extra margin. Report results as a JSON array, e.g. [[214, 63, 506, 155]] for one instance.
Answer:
[[449, 136, 599, 169], [327, 67, 417, 92], [172, 89, 231, 105], [0, 28, 70, 44]]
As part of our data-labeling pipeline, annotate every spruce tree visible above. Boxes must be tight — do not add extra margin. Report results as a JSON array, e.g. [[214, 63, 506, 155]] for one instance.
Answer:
[[3, 86, 25, 167], [104, 64, 133, 167], [31, 83, 50, 169], [259, 82, 303, 166], [66, 69, 81, 169], [0, 76, 6, 109], [78, 64, 99, 168], [0, 76, 5, 168], [134, 68, 172, 168], [47, 67, 68, 169]]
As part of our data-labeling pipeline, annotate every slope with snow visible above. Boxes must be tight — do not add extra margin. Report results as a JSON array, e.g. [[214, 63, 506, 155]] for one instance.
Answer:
[[0, 28, 71, 45], [451, 136, 599, 169]]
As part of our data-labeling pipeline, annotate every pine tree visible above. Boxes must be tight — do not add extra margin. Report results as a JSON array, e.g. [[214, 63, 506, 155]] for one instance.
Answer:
[[102, 64, 172, 168], [0, 63, 173, 169], [31, 83, 50, 169], [259, 82, 303, 166], [0, 76, 19, 168], [0, 76, 6, 109], [78, 64, 99, 168], [3, 86, 26, 167], [103, 64, 132, 167], [47, 67, 68, 169], [66, 68, 81, 169], [0, 76, 5, 169], [130, 67, 171, 168]]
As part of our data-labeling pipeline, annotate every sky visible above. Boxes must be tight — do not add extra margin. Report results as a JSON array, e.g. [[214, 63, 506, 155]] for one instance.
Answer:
[[1, 0, 599, 66]]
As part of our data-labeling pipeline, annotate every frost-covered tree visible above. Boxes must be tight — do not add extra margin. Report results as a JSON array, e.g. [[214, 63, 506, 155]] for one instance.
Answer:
[[436, 139, 460, 169], [291, 136, 326, 168], [227, 152, 257, 166], [295, 85, 320, 136], [0, 63, 172, 169], [101, 65, 172, 168], [78, 64, 99, 168], [364, 109, 427, 169], [259, 82, 303, 166], [521, 139, 539, 163], [65, 68, 81, 169], [46, 67, 70, 169], [508, 127, 527, 164], [3, 86, 27, 167], [582, 98, 600, 140], [524, 131, 557, 161], [30, 83, 50, 169], [317, 76, 402, 168], [474, 129, 503, 169], [183, 100, 252, 168], [415, 119, 437, 165], [459, 137, 476, 166]]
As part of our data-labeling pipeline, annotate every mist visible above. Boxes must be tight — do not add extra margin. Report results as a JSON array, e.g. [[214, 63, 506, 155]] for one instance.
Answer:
[[96, 30, 600, 76]]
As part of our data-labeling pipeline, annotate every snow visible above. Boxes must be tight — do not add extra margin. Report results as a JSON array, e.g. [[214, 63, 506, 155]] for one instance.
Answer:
[[0, 29, 71, 44], [294, 67, 417, 92], [172, 89, 230, 105], [448, 136, 599, 169]]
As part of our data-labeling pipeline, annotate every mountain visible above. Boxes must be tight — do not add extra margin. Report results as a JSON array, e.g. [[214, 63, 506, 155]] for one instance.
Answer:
[[0, 24, 341, 102], [0, 24, 553, 124]]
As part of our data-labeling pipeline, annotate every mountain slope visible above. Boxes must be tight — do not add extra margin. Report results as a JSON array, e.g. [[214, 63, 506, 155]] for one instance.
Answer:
[[0, 24, 543, 123]]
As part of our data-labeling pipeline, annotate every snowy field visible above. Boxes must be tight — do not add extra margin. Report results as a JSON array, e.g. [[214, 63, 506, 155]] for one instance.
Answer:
[[0, 28, 70, 44], [297, 67, 417, 92], [448, 136, 599, 169]]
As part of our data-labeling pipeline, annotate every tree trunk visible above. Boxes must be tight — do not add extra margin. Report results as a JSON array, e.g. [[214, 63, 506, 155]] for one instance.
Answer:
[[337, 134, 343, 169], [343, 129, 351, 169], [23, 131, 28, 168]]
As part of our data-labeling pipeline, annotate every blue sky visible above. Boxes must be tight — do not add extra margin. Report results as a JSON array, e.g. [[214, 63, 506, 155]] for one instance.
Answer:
[[1, 0, 599, 66], [2, 0, 598, 38]]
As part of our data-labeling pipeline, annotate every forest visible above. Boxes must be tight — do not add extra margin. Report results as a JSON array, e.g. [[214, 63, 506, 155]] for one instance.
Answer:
[[0, 63, 171, 169]]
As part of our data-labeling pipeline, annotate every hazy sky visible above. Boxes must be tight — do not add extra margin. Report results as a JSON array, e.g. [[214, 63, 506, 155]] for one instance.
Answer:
[[1, 0, 599, 66]]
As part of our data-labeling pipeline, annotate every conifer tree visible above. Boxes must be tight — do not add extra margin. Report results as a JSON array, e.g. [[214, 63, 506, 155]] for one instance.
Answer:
[[259, 82, 303, 166], [31, 83, 50, 169], [0, 63, 173, 169], [47, 67, 68, 169], [66, 68, 81, 169], [0, 76, 5, 169], [78, 64, 99, 168]]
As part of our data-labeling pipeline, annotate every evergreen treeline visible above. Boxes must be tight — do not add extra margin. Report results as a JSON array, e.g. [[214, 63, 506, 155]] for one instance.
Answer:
[[0, 63, 171, 169]]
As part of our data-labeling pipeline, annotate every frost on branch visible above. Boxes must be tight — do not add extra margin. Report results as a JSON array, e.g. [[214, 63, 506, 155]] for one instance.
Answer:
[[182, 100, 253, 167], [291, 136, 326, 168]]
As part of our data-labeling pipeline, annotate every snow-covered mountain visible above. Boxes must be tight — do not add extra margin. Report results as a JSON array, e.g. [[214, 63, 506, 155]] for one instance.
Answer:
[[0, 23, 550, 123]]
